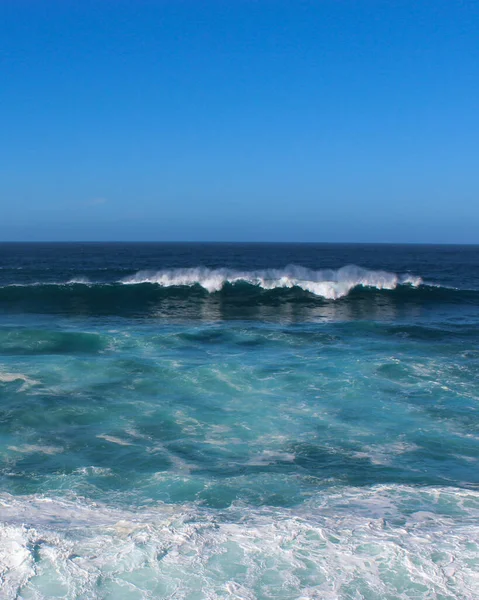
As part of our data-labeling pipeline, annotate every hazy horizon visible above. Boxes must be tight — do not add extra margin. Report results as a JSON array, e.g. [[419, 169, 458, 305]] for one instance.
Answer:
[[2, 239, 479, 247]]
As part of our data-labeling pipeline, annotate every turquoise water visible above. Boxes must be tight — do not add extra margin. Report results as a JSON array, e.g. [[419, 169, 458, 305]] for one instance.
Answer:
[[1, 243, 478, 599]]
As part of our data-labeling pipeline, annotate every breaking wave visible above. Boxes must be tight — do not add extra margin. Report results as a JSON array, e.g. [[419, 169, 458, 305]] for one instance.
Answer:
[[0, 265, 479, 320], [1, 265, 477, 318], [121, 265, 423, 299]]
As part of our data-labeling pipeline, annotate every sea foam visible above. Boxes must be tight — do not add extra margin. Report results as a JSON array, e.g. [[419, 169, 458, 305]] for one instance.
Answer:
[[0, 485, 477, 599]]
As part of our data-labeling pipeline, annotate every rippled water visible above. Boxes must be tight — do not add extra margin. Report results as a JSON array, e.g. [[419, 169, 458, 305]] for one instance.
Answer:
[[1, 243, 478, 599]]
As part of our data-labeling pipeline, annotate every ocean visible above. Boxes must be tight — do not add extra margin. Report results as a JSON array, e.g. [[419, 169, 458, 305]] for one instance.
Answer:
[[0, 242, 478, 599]]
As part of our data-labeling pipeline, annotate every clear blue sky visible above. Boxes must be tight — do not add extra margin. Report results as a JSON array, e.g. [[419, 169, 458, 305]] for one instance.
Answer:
[[1, 1, 478, 242]]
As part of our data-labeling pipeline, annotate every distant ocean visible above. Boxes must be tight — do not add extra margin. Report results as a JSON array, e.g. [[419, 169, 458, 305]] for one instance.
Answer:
[[1, 242, 478, 599]]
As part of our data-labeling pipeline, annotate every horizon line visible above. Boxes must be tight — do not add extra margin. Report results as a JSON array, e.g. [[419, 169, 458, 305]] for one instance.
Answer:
[[1, 240, 478, 246]]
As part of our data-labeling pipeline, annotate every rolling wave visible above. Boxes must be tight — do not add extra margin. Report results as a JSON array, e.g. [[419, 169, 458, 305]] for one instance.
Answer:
[[0, 265, 477, 318]]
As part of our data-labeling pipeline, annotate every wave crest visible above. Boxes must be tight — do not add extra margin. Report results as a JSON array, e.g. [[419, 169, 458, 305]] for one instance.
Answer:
[[121, 265, 422, 299]]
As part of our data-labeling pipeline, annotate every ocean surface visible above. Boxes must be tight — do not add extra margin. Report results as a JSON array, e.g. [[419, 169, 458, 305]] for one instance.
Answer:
[[1, 242, 478, 600]]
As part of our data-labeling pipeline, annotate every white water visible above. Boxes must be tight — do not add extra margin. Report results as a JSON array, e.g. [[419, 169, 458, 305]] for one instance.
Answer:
[[121, 265, 422, 299], [1, 485, 478, 599], [0, 371, 39, 391]]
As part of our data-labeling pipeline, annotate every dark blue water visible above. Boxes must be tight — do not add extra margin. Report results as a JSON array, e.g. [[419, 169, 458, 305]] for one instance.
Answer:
[[1, 243, 478, 599]]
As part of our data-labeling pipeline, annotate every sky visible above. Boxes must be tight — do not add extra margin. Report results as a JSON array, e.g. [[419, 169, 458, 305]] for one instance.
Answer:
[[1, 0, 478, 243]]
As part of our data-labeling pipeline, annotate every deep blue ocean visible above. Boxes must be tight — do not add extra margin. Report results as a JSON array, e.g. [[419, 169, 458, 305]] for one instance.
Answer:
[[1, 243, 478, 599]]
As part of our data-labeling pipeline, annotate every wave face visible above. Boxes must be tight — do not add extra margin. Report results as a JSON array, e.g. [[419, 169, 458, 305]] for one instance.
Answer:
[[121, 264, 423, 298]]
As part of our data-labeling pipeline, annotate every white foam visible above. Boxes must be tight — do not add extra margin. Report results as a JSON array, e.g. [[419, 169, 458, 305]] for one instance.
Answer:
[[0, 485, 478, 599], [0, 372, 39, 391], [66, 276, 91, 284], [352, 442, 420, 466], [74, 466, 113, 476], [121, 265, 423, 299], [247, 450, 296, 466], [97, 434, 133, 446], [7, 444, 63, 456]]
